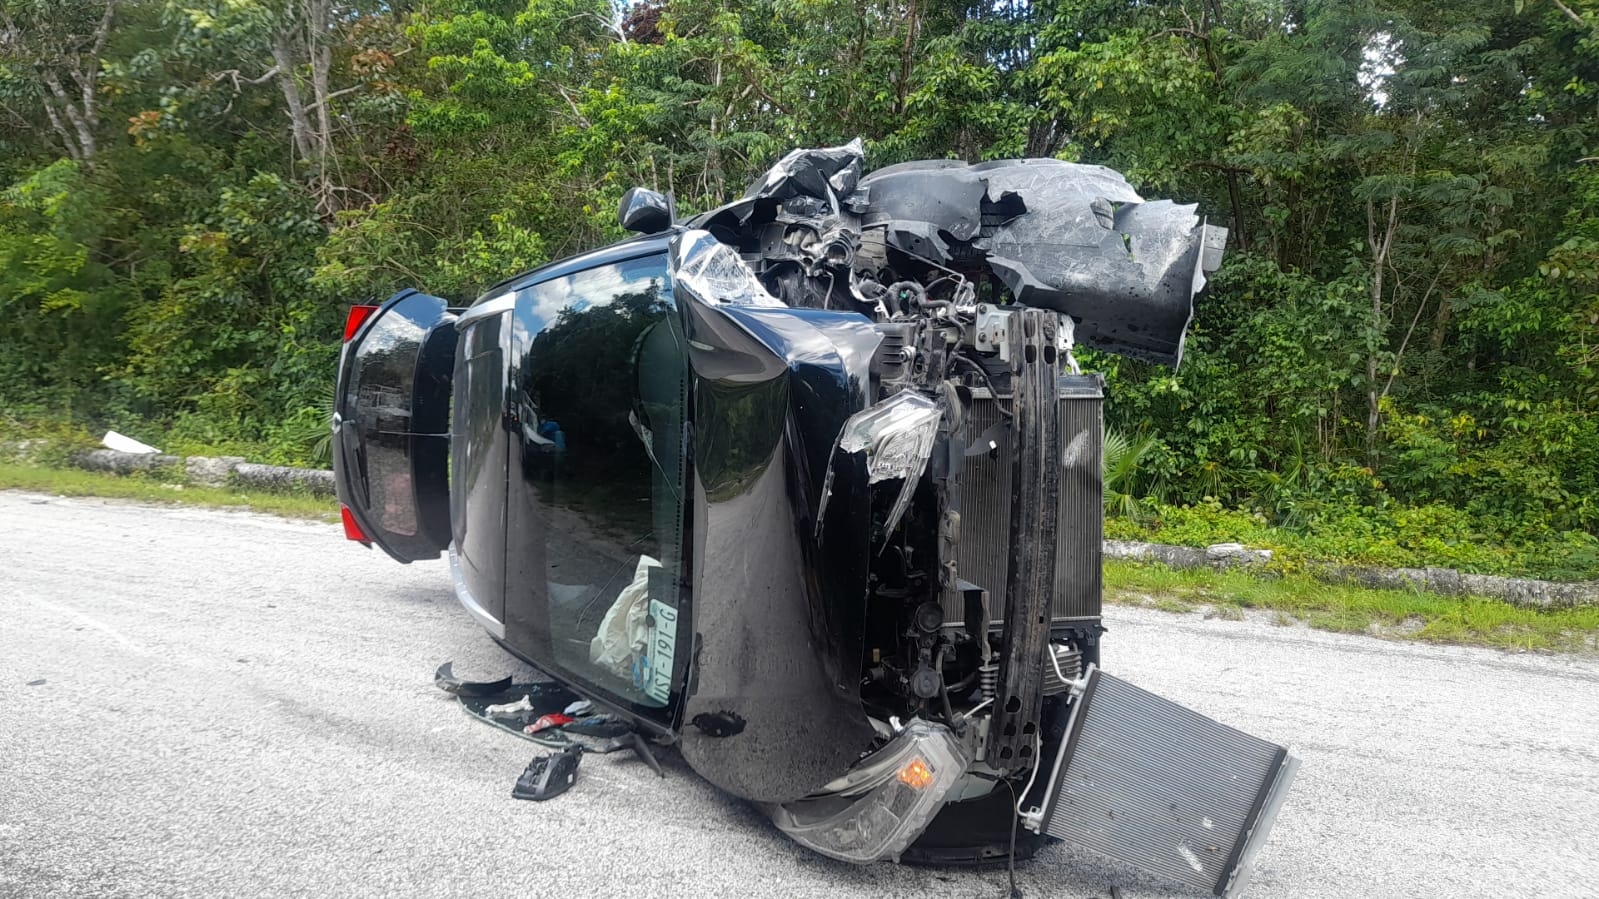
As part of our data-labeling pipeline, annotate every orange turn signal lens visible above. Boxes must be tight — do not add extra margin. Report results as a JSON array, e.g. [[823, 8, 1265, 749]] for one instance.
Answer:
[[896, 756, 935, 790]]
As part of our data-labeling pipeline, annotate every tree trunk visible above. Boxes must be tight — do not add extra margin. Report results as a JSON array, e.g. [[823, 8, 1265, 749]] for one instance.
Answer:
[[41, 70, 97, 160], [1225, 168, 1248, 252], [1364, 194, 1399, 467], [896, 0, 919, 117], [307, 0, 336, 205], [269, 0, 341, 215], [2, 0, 116, 163], [272, 40, 316, 165]]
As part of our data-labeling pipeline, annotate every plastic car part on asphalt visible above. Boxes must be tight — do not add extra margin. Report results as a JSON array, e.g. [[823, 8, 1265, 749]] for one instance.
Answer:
[[435, 662, 665, 764], [511, 746, 583, 802], [432, 661, 513, 697]]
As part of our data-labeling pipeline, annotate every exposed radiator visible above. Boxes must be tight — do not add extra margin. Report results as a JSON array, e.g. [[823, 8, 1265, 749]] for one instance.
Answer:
[[948, 375, 1103, 625], [1030, 667, 1300, 898]]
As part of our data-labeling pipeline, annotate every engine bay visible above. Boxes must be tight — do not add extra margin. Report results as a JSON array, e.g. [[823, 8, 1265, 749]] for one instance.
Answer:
[[687, 140, 1228, 769]]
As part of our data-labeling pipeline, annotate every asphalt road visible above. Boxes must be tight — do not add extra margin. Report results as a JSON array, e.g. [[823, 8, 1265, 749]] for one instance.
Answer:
[[3, 491, 1597, 899]]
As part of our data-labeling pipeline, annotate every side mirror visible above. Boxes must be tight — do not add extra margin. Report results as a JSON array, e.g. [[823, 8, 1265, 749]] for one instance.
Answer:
[[619, 187, 673, 234]]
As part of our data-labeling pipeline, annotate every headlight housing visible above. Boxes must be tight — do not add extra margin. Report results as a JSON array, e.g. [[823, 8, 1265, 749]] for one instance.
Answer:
[[836, 391, 942, 536], [763, 720, 969, 863]]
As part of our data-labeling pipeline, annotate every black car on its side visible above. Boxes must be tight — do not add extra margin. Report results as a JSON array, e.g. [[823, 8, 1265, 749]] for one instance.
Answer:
[[332, 142, 1298, 896]]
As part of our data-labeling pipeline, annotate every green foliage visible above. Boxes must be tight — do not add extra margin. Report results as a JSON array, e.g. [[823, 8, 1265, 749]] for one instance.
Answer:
[[0, 161, 121, 407], [0, 0, 1595, 575], [1103, 561, 1599, 653], [1105, 495, 1599, 582], [1102, 427, 1157, 520]]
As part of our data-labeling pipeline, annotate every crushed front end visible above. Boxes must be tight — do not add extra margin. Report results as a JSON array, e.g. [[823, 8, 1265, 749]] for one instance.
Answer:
[[674, 142, 1297, 895]]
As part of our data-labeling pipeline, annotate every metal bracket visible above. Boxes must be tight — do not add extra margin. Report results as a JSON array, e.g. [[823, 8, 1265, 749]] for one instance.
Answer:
[[985, 308, 1061, 771]]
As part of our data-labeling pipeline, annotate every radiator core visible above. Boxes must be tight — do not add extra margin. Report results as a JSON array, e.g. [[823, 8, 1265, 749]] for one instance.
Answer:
[[949, 375, 1103, 625], [1033, 668, 1300, 897]]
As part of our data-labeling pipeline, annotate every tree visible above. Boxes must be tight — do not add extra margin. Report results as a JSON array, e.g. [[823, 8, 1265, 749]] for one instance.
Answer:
[[0, 0, 120, 162]]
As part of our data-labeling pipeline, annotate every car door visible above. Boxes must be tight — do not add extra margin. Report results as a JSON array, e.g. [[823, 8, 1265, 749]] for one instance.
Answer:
[[333, 289, 457, 562]]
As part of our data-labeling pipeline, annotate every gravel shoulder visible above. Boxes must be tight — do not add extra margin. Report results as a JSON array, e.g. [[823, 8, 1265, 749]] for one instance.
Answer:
[[3, 491, 1597, 899]]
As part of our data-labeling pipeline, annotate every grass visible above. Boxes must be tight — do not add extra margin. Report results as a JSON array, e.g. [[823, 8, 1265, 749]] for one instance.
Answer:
[[0, 462, 338, 522], [1105, 560, 1599, 653], [1104, 500, 1599, 583]]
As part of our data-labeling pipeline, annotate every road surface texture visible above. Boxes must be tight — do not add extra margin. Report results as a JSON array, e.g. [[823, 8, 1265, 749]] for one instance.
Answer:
[[3, 491, 1596, 899]]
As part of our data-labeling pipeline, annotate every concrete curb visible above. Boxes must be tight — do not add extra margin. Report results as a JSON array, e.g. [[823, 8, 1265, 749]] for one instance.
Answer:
[[1104, 540, 1599, 609], [14, 444, 1597, 609], [67, 448, 337, 498]]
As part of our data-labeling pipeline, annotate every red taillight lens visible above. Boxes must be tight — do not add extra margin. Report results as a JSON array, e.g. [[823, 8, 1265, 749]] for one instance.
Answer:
[[343, 304, 378, 342], [340, 504, 371, 545]]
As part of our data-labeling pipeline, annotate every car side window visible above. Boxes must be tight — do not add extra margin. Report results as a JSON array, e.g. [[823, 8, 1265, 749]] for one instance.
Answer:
[[511, 254, 687, 711]]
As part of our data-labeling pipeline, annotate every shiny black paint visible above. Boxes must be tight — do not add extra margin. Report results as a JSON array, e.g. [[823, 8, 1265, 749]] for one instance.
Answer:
[[476, 233, 675, 302], [619, 186, 674, 234], [675, 294, 884, 803], [470, 234, 892, 800]]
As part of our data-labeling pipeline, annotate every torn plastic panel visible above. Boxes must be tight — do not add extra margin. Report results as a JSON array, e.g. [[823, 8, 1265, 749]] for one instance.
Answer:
[[511, 746, 582, 801], [692, 146, 1226, 369], [696, 141, 871, 309], [433, 661, 512, 697], [743, 137, 865, 204], [981, 185, 1221, 364], [859, 158, 1224, 367], [764, 719, 970, 863]]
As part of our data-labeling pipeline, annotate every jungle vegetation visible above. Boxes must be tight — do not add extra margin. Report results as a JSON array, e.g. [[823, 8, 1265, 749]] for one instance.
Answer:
[[2, 0, 1597, 578]]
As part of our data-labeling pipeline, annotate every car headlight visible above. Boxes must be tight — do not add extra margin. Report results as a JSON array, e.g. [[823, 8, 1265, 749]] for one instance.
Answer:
[[764, 720, 969, 863], [837, 391, 942, 536]]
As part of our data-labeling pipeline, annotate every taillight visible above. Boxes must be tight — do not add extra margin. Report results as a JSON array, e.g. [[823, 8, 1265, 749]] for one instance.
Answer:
[[343, 304, 378, 342], [341, 504, 371, 545]]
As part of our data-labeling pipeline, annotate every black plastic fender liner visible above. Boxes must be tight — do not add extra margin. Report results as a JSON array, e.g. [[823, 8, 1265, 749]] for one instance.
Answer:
[[432, 661, 513, 697], [859, 164, 988, 245], [856, 157, 1228, 368], [986, 196, 1222, 367]]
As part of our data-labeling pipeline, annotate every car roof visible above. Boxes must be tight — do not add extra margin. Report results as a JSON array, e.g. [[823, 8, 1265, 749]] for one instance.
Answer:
[[470, 229, 681, 306]]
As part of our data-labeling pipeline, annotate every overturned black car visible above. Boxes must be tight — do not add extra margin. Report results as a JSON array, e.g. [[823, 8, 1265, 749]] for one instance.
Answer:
[[332, 141, 1298, 896]]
